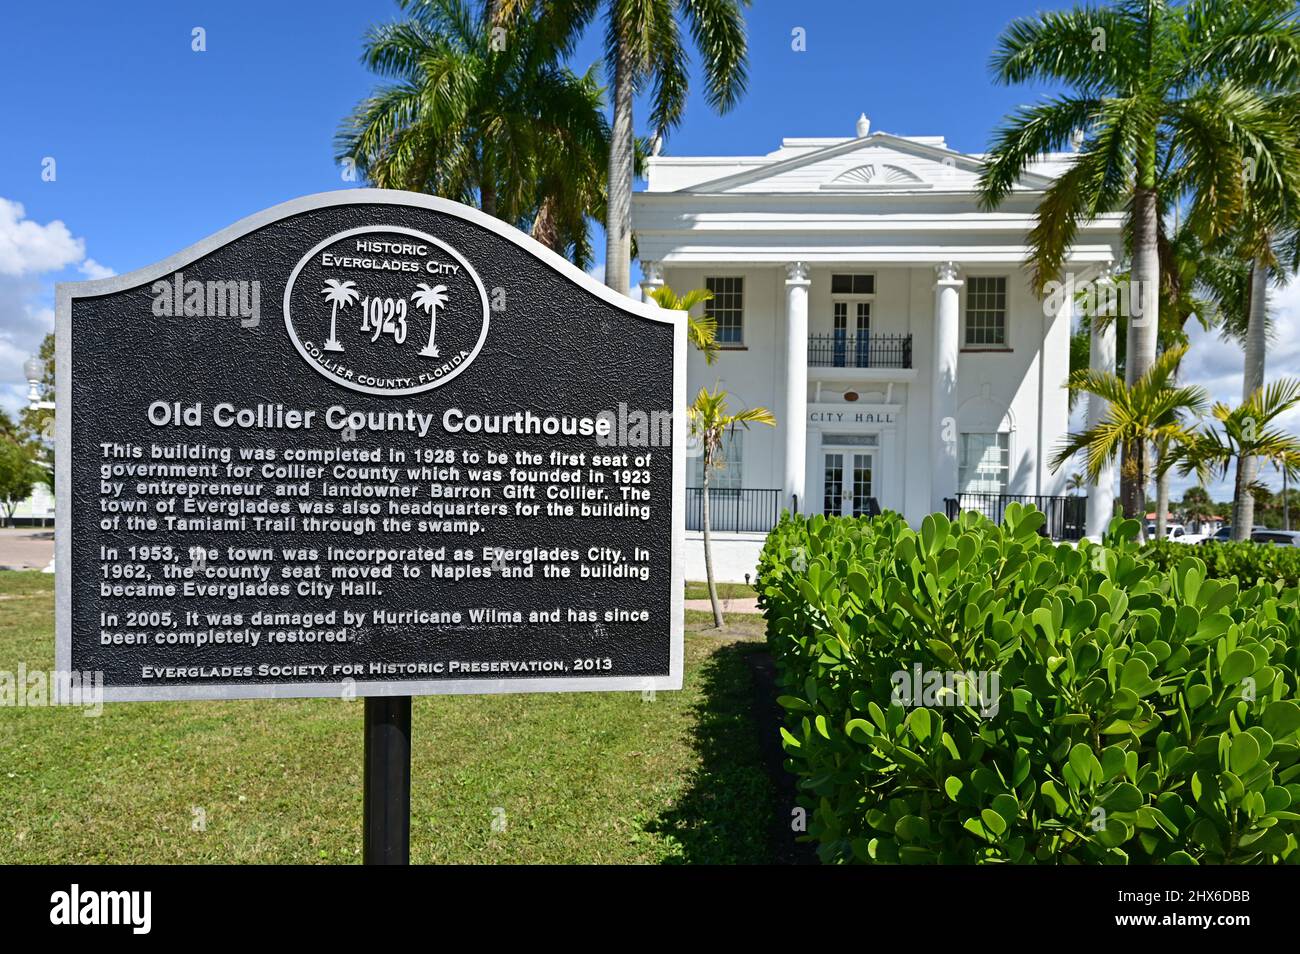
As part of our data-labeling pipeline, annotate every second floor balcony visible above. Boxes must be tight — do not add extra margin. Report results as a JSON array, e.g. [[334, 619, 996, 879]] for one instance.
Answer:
[[808, 332, 912, 370]]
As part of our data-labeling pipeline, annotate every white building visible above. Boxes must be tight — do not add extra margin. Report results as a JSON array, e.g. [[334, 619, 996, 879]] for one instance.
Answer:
[[632, 116, 1124, 581]]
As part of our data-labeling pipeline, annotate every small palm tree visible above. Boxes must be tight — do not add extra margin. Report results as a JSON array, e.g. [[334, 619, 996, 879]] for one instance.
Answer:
[[320, 279, 360, 352], [1065, 472, 1087, 496], [688, 385, 774, 628], [648, 285, 718, 364], [1051, 345, 1208, 539], [1166, 379, 1300, 541], [411, 284, 450, 358]]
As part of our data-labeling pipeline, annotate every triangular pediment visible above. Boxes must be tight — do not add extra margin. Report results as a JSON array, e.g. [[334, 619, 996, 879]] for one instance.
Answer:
[[679, 132, 1055, 195]]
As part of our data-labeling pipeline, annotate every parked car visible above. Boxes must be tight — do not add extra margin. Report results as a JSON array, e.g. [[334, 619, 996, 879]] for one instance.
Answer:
[[1250, 529, 1300, 547], [1198, 526, 1271, 544], [1146, 522, 1190, 541]]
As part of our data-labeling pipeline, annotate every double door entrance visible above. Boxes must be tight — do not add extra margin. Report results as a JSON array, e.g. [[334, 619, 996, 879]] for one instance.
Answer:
[[822, 447, 875, 517]]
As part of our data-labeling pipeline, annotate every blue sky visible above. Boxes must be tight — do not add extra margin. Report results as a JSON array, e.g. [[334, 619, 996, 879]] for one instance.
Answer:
[[1, 0, 1287, 501]]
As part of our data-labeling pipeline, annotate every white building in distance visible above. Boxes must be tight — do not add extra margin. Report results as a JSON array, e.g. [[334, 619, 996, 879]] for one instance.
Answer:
[[632, 116, 1124, 581]]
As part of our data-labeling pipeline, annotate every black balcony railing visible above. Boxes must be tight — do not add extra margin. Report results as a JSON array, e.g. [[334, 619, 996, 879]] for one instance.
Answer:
[[944, 492, 1087, 541], [686, 487, 782, 533], [809, 332, 912, 369]]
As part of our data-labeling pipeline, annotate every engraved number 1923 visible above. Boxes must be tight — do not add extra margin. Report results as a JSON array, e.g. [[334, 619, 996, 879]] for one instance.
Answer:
[[359, 296, 409, 344]]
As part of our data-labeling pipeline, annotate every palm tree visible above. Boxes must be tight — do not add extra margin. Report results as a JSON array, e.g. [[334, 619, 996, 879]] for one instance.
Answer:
[[497, 0, 751, 295], [411, 284, 451, 358], [979, 0, 1300, 521], [1190, 210, 1300, 535], [688, 385, 774, 628], [1065, 472, 1087, 496], [1197, 88, 1300, 404], [337, 0, 612, 267], [320, 280, 360, 352], [1051, 345, 1207, 539], [1166, 379, 1300, 541], [647, 285, 718, 363]]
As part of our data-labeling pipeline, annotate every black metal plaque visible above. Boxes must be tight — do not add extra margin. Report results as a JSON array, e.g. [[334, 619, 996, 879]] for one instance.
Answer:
[[56, 191, 684, 701]]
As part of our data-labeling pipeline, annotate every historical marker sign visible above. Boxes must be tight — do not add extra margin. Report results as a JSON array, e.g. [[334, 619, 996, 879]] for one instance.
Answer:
[[57, 191, 684, 702]]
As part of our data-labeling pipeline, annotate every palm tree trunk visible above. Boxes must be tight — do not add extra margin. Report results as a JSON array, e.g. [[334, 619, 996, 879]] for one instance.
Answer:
[[1135, 445, 1149, 542], [531, 197, 561, 251], [701, 467, 723, 629], [1233, 255, 1269, 542], [1233, 453, 1258, 543], [1121, 438, 1146, 534], [1154, 363, 1178, 540], [1123, 172, 1160, 534], [1155, 445, 1170, 540], [604, 40, 635, 296], [1243, 256, 1268, 398]]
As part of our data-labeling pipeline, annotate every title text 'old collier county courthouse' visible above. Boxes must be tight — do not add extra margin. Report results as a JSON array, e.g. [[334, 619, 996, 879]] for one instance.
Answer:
[[631, 116, 1124, 580]]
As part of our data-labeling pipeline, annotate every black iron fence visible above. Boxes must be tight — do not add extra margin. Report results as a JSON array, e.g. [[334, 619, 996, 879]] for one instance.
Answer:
[[686, 487, 783, 533], [808, 332, 912, 369], [944, 493, 1087, 541]]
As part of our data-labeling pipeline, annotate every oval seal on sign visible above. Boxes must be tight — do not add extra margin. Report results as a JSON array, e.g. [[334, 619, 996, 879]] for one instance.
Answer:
[[282, 225, 490, 396]]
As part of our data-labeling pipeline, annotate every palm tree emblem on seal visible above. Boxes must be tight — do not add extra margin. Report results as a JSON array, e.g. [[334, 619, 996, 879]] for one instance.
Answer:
[[320, 279, 360, 353], [411, 283, 450, 358]]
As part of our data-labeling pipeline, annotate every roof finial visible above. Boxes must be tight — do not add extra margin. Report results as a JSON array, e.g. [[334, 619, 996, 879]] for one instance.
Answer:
[[856, 113, 870, 138]]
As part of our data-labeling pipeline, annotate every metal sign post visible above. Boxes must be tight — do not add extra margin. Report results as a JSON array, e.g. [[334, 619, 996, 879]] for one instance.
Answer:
[[363, 695, 412, 865]]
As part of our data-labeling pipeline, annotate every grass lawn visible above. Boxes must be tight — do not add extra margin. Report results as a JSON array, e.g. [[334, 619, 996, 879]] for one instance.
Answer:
[[0, 572, 776, 864], [685, 581, 758, 600]]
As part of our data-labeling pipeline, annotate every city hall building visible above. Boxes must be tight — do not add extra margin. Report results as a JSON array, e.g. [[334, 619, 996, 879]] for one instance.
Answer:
[[632, 116, 1124, 580]]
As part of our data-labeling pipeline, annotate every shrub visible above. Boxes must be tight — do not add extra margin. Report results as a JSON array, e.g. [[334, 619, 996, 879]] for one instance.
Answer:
[[1142, 539, 1300, 589], [758, 505, 1300, 864]]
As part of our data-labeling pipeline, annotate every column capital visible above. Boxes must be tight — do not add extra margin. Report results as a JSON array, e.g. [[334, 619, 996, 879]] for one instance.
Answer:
[[934, 261, 963, 286], [785, 261, 811, 285]]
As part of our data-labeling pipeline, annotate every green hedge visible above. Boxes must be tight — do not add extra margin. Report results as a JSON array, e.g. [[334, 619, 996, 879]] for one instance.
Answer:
[[1142, 539, 1300, 588], [758, 506, 1300, 864]]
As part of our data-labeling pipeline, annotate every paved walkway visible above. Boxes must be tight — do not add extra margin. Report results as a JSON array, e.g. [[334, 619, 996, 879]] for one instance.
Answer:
[[684, 596, 761, 615], [0, 527, 54, 570]]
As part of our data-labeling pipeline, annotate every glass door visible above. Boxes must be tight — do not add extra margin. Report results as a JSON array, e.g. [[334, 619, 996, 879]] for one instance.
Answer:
[[823, 450, 874, 517], [851, 452, 873, 516], [823, 452, 844, 515], [854, 302, 871, 368], [832, 303, 847, 367]]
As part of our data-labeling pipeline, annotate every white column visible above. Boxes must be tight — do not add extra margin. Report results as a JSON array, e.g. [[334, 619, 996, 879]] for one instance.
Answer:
[[1086, 269, 1118, 540], [784, 262, 811, 514], [639, 261, 664, 303], [932, 262, 962, 515]]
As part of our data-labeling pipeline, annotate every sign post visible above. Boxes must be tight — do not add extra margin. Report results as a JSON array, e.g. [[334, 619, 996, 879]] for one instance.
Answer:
[[363, 695, 411, 864], [56, 191, 685, 863]]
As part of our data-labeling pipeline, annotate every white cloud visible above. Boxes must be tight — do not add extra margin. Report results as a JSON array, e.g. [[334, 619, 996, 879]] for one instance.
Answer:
[[1169, 275, 1300, 502], [79, 258, 115, 280], [0, 199, 85, 276], [0, 198, 110, 415]]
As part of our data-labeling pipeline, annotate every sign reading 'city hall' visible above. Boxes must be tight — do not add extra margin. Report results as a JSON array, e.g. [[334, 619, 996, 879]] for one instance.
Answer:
[[56, 191, 685, 702]]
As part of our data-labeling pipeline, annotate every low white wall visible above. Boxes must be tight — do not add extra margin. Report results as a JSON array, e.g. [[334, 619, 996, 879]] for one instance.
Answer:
[[684, 532, 767, 584]]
